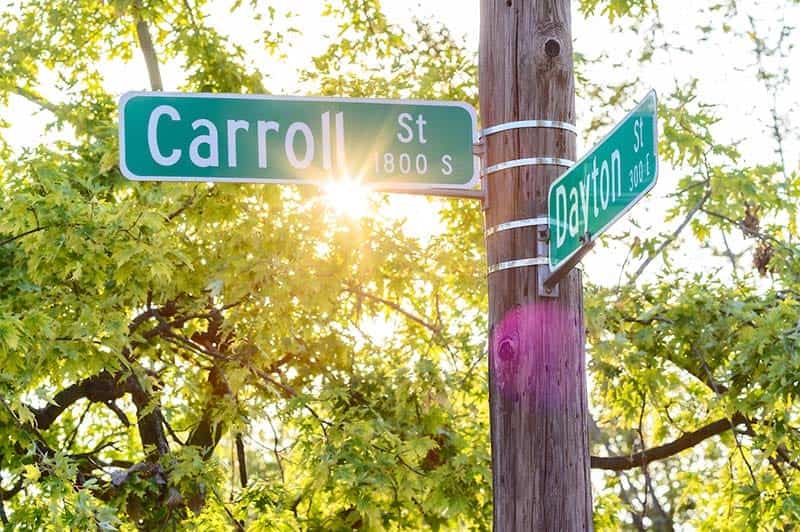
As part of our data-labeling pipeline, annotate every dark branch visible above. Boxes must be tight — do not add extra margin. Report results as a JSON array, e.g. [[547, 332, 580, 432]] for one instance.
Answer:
[[250, 367, 331, 441], [186, 366, 231, 458], [163, 417, 187, 446], [70, 439, 122, 461], [0, 226, 48, 248], [65, 402, 92, 450], [34, 371, 126, 430], [0, 479, 23, 502], [236, 433, 248, 488], [702, 207, 789, 251], [125, 373, 170, 461], [167, 186, 199, 221], [591, 413, 748, 471], [105, 401, 131, 427]]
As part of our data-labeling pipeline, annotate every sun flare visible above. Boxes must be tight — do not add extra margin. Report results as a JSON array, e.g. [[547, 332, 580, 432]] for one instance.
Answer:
[[321, 176, 372, 218]]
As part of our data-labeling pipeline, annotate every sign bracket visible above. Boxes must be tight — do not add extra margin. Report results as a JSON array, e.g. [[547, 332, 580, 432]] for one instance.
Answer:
[[536, 227, 559, 298], [541, 232, 595, 295], [373, 186, 484, 200]]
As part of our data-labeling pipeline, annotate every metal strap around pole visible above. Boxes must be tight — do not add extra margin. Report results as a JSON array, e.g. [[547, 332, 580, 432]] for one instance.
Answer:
[[482, 119, 578, 137], [485, 217, 548, 237], [485, 157, 574, 175], [488, 257, 549, 275]]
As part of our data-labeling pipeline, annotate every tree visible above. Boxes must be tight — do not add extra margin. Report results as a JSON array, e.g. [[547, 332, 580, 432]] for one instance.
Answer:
[[580, 1, 800, 528], [0, 0, 798, 530]]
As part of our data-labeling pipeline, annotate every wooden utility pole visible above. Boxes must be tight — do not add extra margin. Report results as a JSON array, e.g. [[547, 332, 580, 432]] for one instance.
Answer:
[[479, 1, 592, 530]]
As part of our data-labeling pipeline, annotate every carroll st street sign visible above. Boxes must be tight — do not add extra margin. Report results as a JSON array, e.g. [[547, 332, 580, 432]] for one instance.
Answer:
[[119, 92, 478, 189], [548, 91, 659, 270]]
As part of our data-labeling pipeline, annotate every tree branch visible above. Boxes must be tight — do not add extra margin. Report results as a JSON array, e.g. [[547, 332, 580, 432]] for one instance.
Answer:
[[262, 413, 285, 484], [344, 285, 441, 334], [591, 413, 747, 471], [163, 417, 187, 446], [702, 207, 789, 251], [629, 188, 711, 283], [65, 402, 92, 450], [620, 316, 731, 396], [186, 366, 231, 458], [235, 433, 247, 488], [13, 86, 59, 114], [636, 391, 649, 523], [33, 371, 127, 430], [249, 367, 331, 441], [105, 401, 131, 427], [167, 186, 199, 221], [125, 373, 170, 461], [0, 226, 48, 248], [134, 0, 163, 91], [0, 479, 23, 502]]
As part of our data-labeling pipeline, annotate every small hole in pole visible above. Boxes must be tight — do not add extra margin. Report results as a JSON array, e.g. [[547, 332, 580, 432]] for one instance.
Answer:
[[544, 39, 561, 57], [498, 339, 515, 362]]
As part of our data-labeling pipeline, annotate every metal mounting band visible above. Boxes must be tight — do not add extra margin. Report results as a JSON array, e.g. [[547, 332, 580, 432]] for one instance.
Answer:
[[485, 157, 574, 175], [486, 217, 549, 237], [482, 120, 578, 137], [488, 257, 549, 275]]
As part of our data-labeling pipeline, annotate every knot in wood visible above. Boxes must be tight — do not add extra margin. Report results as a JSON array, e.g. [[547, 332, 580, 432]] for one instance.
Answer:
[[534, 22, 572, 68], [497, 338, 516, 362], [544, 39, 561, 57]]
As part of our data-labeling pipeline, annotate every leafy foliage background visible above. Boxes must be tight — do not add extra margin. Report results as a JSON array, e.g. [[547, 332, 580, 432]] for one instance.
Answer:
[[1, 0, 799, 530]]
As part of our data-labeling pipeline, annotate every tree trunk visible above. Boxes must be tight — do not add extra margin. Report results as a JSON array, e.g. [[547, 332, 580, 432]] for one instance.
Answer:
[[479, 0, 593, 529]]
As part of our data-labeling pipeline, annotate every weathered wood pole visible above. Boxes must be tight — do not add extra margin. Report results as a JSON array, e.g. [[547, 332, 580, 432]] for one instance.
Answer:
[[479, 0, 593, 530]]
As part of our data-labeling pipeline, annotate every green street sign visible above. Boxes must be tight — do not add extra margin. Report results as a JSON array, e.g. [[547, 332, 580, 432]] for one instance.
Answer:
[[548, 91, 658, 270], [119, 92, 478, 189]]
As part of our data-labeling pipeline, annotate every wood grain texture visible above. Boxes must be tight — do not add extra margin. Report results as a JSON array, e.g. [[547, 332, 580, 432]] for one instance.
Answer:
[[479, 1, 593, 529]]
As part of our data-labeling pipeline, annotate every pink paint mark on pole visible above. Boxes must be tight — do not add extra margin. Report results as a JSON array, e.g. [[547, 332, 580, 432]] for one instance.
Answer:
[[491, 301, 579, 403]]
